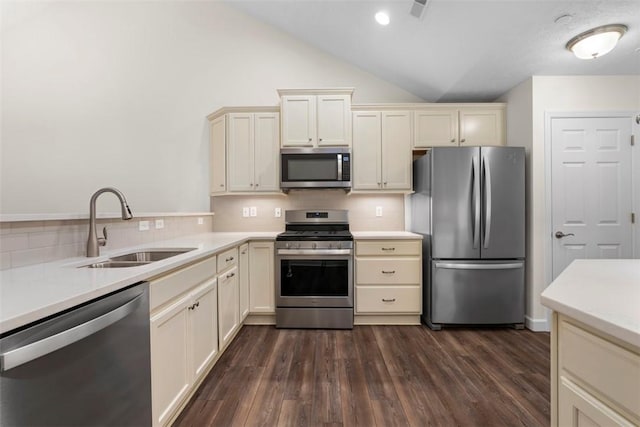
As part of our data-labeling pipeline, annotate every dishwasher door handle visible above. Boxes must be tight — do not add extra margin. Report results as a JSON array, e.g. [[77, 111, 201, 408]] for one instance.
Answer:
[[0, 293, 143, 372]]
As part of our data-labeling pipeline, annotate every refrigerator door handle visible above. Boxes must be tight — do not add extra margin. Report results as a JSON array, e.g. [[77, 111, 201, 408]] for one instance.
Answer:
[[483, 154, 492, 249], [434, 262, 523, 270], [472, 155, 480, 249]]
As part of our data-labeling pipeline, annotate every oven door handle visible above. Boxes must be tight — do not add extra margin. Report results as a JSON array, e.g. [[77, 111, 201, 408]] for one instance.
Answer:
[[277, 249, 352, 256]]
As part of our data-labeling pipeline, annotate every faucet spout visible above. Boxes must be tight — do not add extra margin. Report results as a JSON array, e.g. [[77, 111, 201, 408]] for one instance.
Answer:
[[87, 187, 133, 257]]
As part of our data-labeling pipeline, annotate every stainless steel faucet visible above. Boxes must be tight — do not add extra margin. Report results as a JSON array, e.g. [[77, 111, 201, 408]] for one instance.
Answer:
[[86, 187, 133, 257]]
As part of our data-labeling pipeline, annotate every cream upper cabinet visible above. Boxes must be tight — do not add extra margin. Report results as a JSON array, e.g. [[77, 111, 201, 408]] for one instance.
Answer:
[[227, 112, 279, 193], [413, 105, 505, 148], [209, 115, 226, 195], [352, 110, 412, 191], [279, 89, 353, 148]]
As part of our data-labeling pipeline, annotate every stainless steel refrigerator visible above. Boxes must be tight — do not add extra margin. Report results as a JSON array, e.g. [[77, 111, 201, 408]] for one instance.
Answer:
[[411, 147, 525, 330]]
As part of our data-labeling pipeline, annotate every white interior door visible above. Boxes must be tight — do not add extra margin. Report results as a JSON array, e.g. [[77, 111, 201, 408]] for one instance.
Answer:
[[551, 116, 633, 279]]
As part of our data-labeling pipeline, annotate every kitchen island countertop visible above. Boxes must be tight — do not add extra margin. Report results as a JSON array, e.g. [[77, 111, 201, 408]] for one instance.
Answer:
[[0, 232, 278, 334], [541, 259, 640, 347]]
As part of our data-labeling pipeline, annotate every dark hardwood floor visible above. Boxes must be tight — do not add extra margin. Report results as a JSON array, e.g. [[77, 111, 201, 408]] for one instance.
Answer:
[[174, 325, 550, 427]]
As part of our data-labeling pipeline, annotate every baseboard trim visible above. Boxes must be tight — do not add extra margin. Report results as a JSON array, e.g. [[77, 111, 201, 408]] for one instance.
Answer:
[[244, 313, 276, 325], [526, 315, 549, 332]]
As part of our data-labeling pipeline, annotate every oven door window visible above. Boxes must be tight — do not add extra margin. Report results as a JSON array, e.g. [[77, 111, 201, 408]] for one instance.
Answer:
[[280, 259, 348, 296]]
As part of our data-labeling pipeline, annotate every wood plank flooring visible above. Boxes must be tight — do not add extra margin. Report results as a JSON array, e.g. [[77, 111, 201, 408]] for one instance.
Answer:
[[174, 326, 550, 427]]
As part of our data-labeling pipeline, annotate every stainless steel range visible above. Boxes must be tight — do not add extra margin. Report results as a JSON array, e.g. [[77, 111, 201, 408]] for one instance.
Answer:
[[275, 210, 354, 329]]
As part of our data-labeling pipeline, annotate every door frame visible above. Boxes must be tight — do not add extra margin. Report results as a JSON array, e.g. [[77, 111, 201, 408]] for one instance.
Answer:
[[544, 111, 638, 289]]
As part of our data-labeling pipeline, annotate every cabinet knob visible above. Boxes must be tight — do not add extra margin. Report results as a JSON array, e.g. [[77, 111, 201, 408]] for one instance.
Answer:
[[461, 138, 466, 143], [255, 183, 259, 187], [220, 184, 224, 187], [383, 182, 388, 186], [451, 139, 456, 143], [308, 137, 312, 142], [319, 138, 323, 142]]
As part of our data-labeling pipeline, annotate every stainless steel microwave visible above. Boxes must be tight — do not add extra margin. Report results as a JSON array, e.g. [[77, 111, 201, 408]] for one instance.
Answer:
[[280, 148, 351, 190]]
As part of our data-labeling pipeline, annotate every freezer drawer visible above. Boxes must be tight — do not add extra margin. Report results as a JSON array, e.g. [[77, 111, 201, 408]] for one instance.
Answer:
[[430, 260, 524, 325]]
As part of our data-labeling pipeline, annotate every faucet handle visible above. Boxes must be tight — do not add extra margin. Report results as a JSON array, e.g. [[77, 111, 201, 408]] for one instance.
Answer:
[[98, 226, 107, 247]]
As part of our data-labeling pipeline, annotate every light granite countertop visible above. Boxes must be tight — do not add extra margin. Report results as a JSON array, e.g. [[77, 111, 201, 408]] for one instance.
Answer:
[[0, 229, 421, 334], [0, 232, 277, 334], [541, 259, 640, 347]]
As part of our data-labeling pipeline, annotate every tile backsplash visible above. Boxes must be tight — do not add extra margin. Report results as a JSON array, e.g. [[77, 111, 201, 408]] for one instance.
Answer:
[[0, 215, 213, 270]]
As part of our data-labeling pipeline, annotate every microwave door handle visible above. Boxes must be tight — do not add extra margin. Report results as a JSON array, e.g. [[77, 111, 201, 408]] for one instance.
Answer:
[[337, 154, 342, 179]]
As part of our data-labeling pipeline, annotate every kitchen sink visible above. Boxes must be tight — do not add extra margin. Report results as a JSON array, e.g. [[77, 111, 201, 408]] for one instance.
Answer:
[[109, 248, 197, 262], [86, 261, 152, 268], [80, 248, 197, 268]]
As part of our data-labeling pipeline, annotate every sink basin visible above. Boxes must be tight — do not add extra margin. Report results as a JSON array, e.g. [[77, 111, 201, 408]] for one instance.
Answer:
[[109, 248, 197, 262], [80, 248, 197, 268], [86, 261, 152, 268]]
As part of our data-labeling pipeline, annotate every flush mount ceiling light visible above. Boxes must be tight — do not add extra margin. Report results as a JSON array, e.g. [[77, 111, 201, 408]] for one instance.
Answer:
[[375, 11, 390, 26], [566, 24, 628, 59]]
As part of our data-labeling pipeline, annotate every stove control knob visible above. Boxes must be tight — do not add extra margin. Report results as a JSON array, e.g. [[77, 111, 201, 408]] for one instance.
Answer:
[[336, 242, 341, 249], [286, 243, 291, 249], [312, 242, 317, 249], [328, 243, 334, 249]]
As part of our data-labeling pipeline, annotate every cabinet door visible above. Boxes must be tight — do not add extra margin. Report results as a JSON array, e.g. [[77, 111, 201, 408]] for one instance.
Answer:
[[352, 111, 382, 190], [281, 95, 316, 147], [150, 295, 191, 427], [413, 109, 458, 147], [210, 115, 226, 194], [381, 111, 412, 190], [317, 94, 351, 147], [459, 108, 505, 146], [227, 113, 254, 192], [253, 113, 280, 192], [249, 241, 275, 313], [559, 378, 634, 427], [239, 243, 250, 321], [190, 279, 218, 382], [218, 266, 239, 351]]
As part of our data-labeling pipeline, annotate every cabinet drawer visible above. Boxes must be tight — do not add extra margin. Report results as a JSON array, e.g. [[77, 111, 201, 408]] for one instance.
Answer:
[[217, 247, 238, 273], [356, 258, 420, 285], [356, 240, 421, 256], [150, 256, 217, 311], [559, 319, 640, 419], [356, 286, 421, 313]]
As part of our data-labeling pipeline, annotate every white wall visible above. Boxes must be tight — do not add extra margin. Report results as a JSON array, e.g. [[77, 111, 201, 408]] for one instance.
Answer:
[[1, 1, 422, 215], [500, 75, 640, 330]]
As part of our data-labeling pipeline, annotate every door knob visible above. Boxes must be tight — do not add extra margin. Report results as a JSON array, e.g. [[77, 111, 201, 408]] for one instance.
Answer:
[[555, 231, 575, 239]]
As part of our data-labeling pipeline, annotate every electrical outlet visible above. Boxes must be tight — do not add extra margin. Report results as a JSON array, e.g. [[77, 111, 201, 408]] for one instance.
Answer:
[[242, 207, 249, 218], [197, 217, 204, 225], [250, 206, 257, 217], [139, 220, 150, 231], [275, 207, 282, 218], [376, 206, 383, 217], [155, 219, 164, 229]]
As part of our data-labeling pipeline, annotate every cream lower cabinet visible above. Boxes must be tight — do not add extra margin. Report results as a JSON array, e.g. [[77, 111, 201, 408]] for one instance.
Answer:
[[149, 255, 219, 427], [239, 243, 250, 321], [355, 240, 422, 323], [218, 247, 240, 351], [249, 241, 275, 314], [553, 314, 640, 427], [352, 111, 412, 191], [413, 105, 505, 148]]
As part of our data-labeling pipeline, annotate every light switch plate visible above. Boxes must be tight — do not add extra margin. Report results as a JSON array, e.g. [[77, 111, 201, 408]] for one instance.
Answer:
[[250, 207, 257, 217], [275, 207, 282, 218], [139, 220, 150, 231], [242, 207, 249, 218], [155, 219, 164, 229], [197, 217, 204, 225], [376, 206, 383, 217]]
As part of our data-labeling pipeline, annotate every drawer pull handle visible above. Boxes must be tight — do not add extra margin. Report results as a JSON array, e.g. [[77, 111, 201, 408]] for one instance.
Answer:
[[225, 256, 234, 262], [381, 270, 396, 274], [381, 247, 395, 251], [382, 298, 396, 303], [226, 272, 235, 279]]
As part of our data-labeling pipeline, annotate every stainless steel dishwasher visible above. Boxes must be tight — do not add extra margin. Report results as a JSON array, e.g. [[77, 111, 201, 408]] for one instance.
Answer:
[[0, 282, 152, 426]]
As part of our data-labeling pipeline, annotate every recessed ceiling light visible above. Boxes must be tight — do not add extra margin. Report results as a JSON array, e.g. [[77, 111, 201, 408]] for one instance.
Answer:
[[566, 24, 627, 59], [375, 11, 390, 26]]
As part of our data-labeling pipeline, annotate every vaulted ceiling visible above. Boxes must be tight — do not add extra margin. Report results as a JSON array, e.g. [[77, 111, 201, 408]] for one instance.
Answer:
[[227, 0, 640, 102]]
